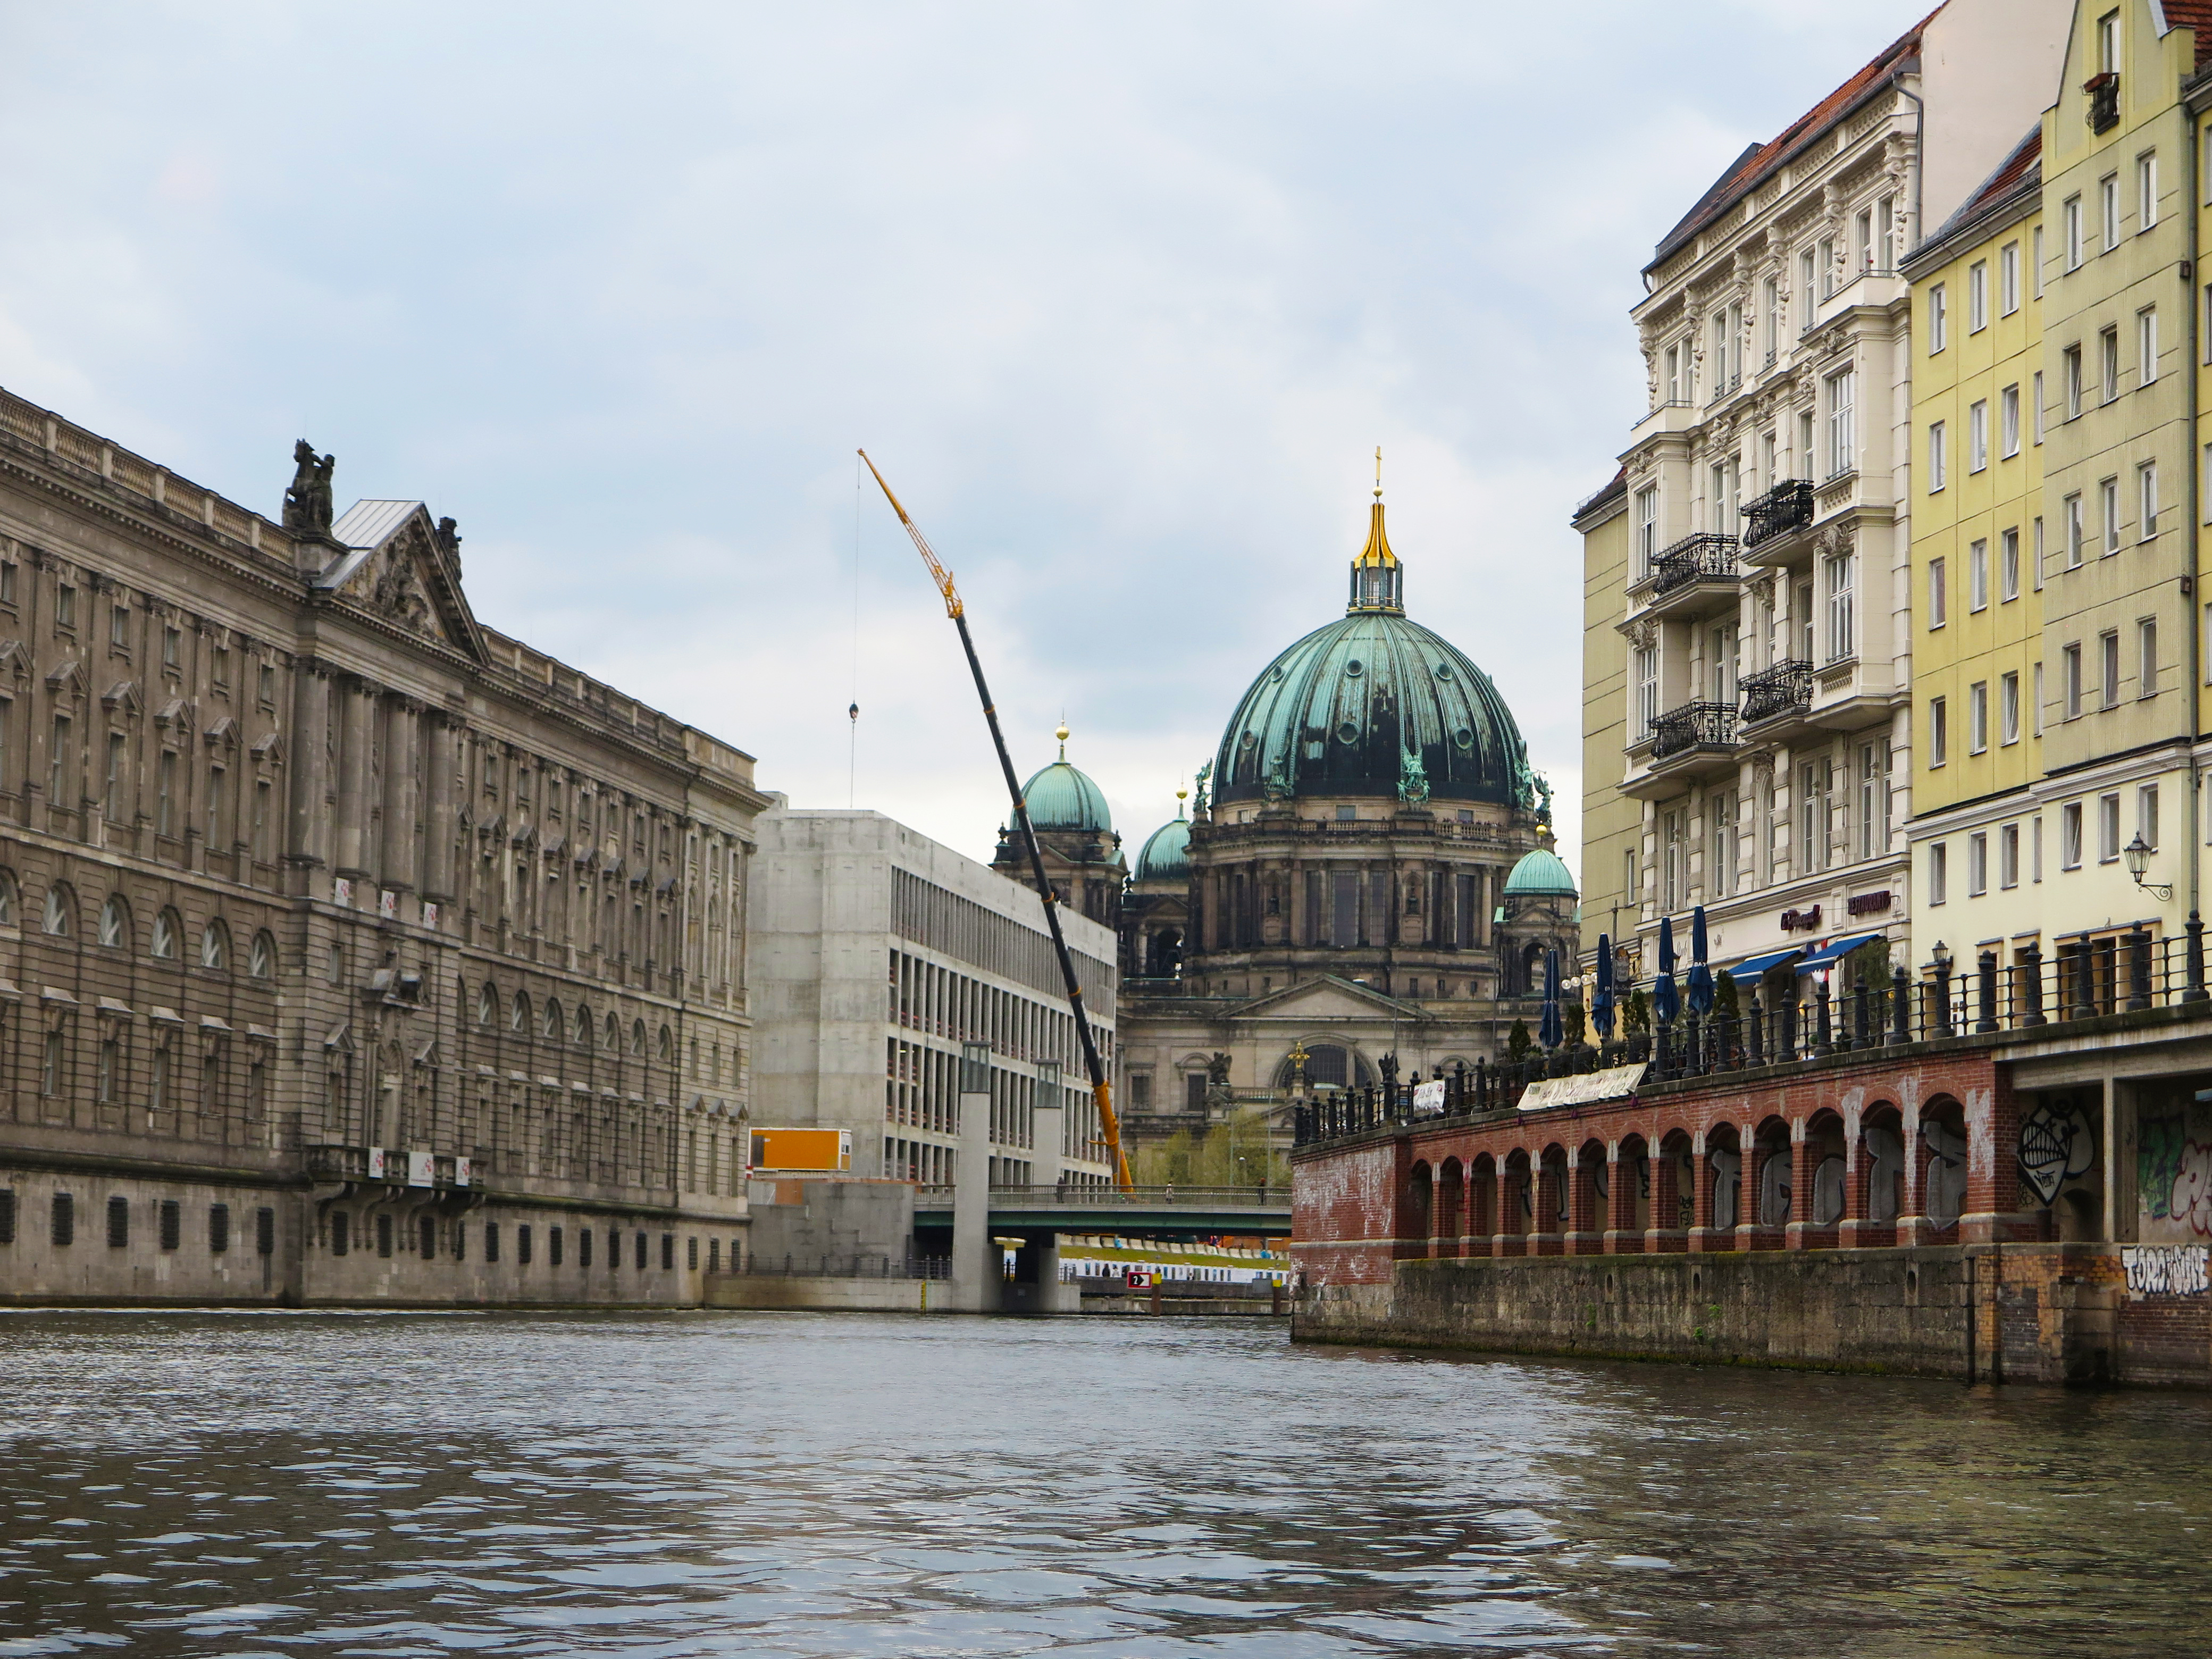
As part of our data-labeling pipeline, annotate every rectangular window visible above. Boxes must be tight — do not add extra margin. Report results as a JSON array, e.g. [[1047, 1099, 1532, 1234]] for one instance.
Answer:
[[1968, 401, 1988, 472], [1761, 275, 1778, 362], [2100, 792, 2122, 862], [2064, 345, 2083, 418], [2001, 822, 2021, 889], [2101, 327, 2120, 403], [2034, 517, 2045, 589], [2101, 629, 2121, 708], [1664, 345, 1681, 403], [2064, 643, 2083, 718], [1929, 283, 1948, 352], [1928, 557, 1947, 628], [1930, 697, 1948, 767], [2140, 617, 2159, 696], [162, 626, 179, 669], [1635, 646, 1659, 737], [1968, 832, 1988, 896], [2001, 672, 2021, 744], [2141, 307, 2159, 384], [1929, 841, 1948, 904], [2065, 196, 2084, 269], [1970, 682, 1989, 753], [156, 749, 175, 835], [1970, 539, 1989, 611], [2062, 801, 2084, 869], [2141, 459, 2160, 538], [2065, 494, 2084, 567], [2034, 659, 2045, 734], [2102, 174, 2120, 251], [2034, 370, 2046, 442], [2000, 240, 2020, 313], [2141, 783, 2160, 850], [2140, 151, 2158, 230], [1928, 421, 1947, 491], [104, 731, 124, 819], [1826, 369, 1855, 477], [1799, 247, 1817, 330], [2000, 527, 2021, 600], [1968, 261, 1987, 332], [1635, 487, 1658, 571], [1824, 552, 1854, 662], [2001, 383, 2021, 456], [49, 714, 69, 807], [2102, 476, 2121, 554], [55, 584, 74, 630], [2034, 224, 2046, 294], [1819, 237, 1837, 300], [108, 605, 127, 649]]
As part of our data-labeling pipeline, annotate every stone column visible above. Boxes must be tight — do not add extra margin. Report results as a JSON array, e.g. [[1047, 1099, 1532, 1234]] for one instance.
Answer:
[[1838, 1107, 1868, 1248], [288, 664, 331, 870], [381, 696, 420, 896], [1601, 1142, 1631, 1254], [422, 714, 457, 904], [1688, 1129, 1722, 1253], [1568, 1147, 1603, 1255], [332, 677, 373, 882], [1787, 1118, 1818, 1250], [1897, 1100, 1929, 1247]]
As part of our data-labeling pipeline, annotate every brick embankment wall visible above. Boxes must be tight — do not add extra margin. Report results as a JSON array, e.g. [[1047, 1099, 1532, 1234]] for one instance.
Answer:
[[1295, 1244, 2190, 1386]]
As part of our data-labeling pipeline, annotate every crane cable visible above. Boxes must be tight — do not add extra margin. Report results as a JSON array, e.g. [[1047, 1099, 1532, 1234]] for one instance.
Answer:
[[857, 449, 1134, 1192]]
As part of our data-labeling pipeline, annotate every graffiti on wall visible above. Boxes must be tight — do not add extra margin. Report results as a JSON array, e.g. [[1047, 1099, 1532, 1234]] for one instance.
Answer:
[[1922, 1119, 1966, 1230], [1812, 1156, 1846, 1225], [2138, 1114, 2212, 1239], [2122, 1244, 2210, 1297], [1864, 1125, 1903, 1223], [2017, 1100, 2096, 1206]]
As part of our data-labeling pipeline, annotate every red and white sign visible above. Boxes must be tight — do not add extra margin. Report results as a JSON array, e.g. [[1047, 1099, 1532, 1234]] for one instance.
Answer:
[[407, 1150, 436, 1188], [365, 1146, 389, 1180], [453, 1157, 472, 1189]]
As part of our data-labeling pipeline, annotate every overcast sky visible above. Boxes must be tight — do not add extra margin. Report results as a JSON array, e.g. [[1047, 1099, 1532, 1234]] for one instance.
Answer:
[[0, 0, 1935, 876]]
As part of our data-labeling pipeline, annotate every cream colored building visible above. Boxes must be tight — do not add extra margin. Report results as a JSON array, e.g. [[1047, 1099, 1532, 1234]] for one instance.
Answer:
[[1586, 1, 2069, 985]]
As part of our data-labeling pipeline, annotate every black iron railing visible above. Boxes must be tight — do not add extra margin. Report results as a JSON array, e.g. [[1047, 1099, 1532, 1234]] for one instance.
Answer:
[[1738, 659, 1813, 725], [718, 1251, 951, 1280], [1294, 919, 2212, 1150], [1649, 700, 1738, 760], [2087, 72, 2119, 135], [1742, 479, 1814, 549], [1647, 532, 1740, 598]]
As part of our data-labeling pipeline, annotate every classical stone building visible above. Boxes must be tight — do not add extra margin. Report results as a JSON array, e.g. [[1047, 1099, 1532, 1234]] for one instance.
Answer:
[[988, 725, 1126, 930], [1111, 486, 1574, 1147], [0, 384, 768, 1305]]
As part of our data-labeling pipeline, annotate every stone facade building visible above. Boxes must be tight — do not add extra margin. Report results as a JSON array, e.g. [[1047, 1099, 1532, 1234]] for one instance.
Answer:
[[0, 384, 768, 1305]]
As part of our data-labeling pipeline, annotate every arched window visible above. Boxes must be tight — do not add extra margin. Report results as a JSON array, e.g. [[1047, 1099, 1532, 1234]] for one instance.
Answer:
[[657, 1025, 673, 1063], [605, 1012, 621, 1051], [200, 919, 229, 970], [574, 1005, 592, 1047], [98, 895, 129, 949], [0, 868, 16, 926], [476, 982, 497, 1027], [511, 990, 530, 1032], [43, 883, 73, 936], [249, 932, 274, 979], [542, 998, 563, 1041], [151, 908, 179, 960], [631, 1019, 646, 1055]]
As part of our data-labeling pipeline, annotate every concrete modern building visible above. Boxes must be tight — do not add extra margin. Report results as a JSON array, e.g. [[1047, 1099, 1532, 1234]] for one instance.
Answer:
[[0, 384, 767, 1306], [750, 803, 1117, 1189], [1112, 484, 1575, 1149], [1582, 0, 2070, 991]]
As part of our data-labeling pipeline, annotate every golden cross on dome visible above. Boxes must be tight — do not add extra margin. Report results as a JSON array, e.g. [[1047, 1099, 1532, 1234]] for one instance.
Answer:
[[1374, 446, 1382, 500]]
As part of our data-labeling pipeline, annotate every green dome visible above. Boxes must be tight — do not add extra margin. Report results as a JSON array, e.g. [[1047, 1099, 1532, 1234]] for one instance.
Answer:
[[1503, 844, 1577, 898], [1214, 610, 1530, 807], [1022, 759, 1112, 833], [1134, 815, 1190, 881]]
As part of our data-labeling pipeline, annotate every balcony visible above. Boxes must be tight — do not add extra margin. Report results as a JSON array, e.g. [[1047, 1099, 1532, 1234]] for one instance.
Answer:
[[1741, 480, 1813, 554], [1627, 700, 1741, 796], [2086, 71, 2119, 135], [1630, 532, 1740, 619], [1739, 659, 1813, 731]]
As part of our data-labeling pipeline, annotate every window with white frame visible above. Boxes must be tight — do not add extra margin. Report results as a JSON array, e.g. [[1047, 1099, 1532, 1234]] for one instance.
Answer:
[[1929, 557, 1948, 627], [1819, 237, 1836, 299], [2141, 459, 2160, 538], [1858, 739, 1892, 859], [2101, 629, 2121, 707], [1799, 758, 1833, 874], [2001, 527, 2021, 600], [2101, 326, 2120, 402], [2001, 383, 2020, 456], [2063, 642, 2083, 717], [2061, 800, 2083, 868], [1824, 552, 1854, 662], [2101, 174, 2120, 250], [1970, 681, 1988, 754], [1968, 401, 1988, 472], [1968, 833, 1988, 896], [1825, 368, 1855, 476], [2034, 370, 2046, 442], [2100, 792, 2122, 862], [2140, 306, 2159, 384], [1968, 261, 1987, 332], [2034, 223, 2046, 294], [1929, 840, 1948, 904], [1799, 247, 1817, 330], [2001, 670, 2021, 744], [2033, 516, 2046, 589], [2140, 782, 2160, 850], [1970, 539, 1989, 611], [2063, 345, 2082, 418], [1707, 788, 1737, 896], [2066, 493, 2085, 567], [2000, 822, 2021, 889], [1635, 646, 1659, 737], [2140, 151, 2158, 231], [1761, 275, 1778, 363], [1929, 283, 1948, 352], [1661, 808, 1686, 910], [2102, 477, 2122, 554], [1664, 345, 1682, 403], [2034, 659, 2045, 733], [1930, 697, 1948, 767], [2000, 240, 2020, 313], [2140, 617, 2159, 696], [1928, 421, 1947, 491], [2064, 196, 2083, 269]]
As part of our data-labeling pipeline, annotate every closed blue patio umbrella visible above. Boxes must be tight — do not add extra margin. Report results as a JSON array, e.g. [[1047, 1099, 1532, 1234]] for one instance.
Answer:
[[1653, 914, 1681, 1025], [1540, 949, 1563, 1051], [1686, 904, 1715, 1018], [1591, 933, 1615, 1038]]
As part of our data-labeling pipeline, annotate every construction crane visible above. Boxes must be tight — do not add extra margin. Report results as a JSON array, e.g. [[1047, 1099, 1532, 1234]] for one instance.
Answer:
[[858, 450, 1135, 1192]]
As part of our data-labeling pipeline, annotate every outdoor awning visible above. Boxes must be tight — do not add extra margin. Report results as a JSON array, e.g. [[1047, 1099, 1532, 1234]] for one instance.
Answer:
[[1794, 933, 1884, 974], [1724, 948, 1803, 980]]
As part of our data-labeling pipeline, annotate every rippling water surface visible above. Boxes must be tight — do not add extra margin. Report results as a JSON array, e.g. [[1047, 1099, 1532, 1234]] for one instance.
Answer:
[[1, 1310, 2208, 1657]]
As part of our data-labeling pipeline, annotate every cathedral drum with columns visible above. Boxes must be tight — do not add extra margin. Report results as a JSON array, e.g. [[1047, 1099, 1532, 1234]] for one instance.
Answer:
[[1111, 483, 1577, 1148]]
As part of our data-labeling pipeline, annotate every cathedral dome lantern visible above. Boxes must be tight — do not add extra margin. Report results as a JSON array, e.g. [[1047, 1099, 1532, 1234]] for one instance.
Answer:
[[1210, 485, 1531, 811]]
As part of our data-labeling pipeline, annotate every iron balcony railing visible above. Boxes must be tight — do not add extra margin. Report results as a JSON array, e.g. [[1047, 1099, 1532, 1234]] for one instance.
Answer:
[[2087, 72, 2120, 135], [1738, 659, 1814, 726], [1742, 479, 1814, 549], [1645, 532, 1740, 598], [1296, 923, 2212, 1149], [914, 1183, 1285, 1210], [1649, 700, 1739, 760]]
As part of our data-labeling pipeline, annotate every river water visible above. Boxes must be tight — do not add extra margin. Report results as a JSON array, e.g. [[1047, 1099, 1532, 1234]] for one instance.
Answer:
[[1, 1311, 2207, 1657]]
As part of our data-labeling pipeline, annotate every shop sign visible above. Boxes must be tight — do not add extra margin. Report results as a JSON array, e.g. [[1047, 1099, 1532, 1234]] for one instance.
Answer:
[[1781, 905, 1823, 932], [1847, 891, 1892, 916]]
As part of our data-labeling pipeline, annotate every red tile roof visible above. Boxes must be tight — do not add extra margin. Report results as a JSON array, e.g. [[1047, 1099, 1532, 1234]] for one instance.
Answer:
[[1649, 10, 1940, 272]]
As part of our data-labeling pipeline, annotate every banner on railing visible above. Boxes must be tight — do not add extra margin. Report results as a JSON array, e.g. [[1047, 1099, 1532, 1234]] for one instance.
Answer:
[[1518, 1063, 1647, 1113], [1412, 1079, 1447, 1115]]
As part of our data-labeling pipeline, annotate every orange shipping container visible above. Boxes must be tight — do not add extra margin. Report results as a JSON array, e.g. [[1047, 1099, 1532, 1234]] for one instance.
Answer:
[[749, 1127, 852, 1173]]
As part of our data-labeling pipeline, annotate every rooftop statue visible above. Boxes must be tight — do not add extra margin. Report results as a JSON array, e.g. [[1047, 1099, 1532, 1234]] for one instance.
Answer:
[[282, 439, 336, 537], [435, 515, 463, 576]]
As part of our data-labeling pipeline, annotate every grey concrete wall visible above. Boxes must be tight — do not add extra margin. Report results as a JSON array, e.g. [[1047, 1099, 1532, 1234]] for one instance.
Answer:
[[702, 1272, 939, 1312], [743, 1176, 914, 1271]]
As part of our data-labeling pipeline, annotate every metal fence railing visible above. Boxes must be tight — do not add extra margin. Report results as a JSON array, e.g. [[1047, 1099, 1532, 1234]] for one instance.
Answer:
[[1294, 919, 2212, 1150], [717, 1251, 951, 1280], [913, 1184, 1285, 1210]]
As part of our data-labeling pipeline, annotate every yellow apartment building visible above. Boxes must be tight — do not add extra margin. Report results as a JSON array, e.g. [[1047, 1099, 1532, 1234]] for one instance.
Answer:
[[1574, 472, 1637, 954]]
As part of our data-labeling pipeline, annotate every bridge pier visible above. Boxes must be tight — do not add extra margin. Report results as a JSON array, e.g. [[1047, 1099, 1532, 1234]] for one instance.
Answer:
[[948, 1069, 999, 1312]]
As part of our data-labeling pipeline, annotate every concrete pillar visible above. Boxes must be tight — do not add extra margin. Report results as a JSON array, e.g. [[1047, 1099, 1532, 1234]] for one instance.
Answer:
[[333, 678, 372, 881], [422, 715, 456, 904], [288, 665, 330, 870], [381, 697, 420, 895], [949, 1050, 997, 1312]]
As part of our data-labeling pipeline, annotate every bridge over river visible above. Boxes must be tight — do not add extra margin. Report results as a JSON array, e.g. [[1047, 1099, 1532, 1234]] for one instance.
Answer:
[[912, 1183, 1292, 1242]]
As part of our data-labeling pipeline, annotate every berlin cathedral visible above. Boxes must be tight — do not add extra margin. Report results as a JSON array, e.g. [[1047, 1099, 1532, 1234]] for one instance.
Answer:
[[991, 483, 1578, 1147]]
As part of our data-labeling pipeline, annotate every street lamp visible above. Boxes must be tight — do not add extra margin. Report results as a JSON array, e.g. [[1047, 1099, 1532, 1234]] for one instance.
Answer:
[[2125, 833, 2175, 901]]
